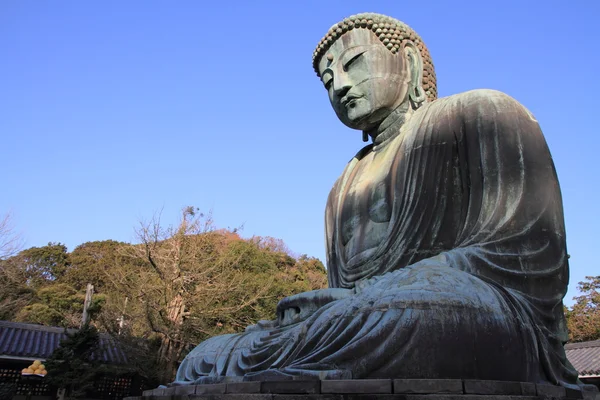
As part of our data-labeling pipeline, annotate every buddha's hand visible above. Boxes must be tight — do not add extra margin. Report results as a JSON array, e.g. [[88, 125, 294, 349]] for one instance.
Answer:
[[245, 319, 278, 332], [276, 288, 353, 327]]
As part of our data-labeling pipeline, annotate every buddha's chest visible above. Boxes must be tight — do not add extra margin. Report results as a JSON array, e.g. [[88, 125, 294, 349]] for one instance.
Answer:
[[339, 148, 396, 249]]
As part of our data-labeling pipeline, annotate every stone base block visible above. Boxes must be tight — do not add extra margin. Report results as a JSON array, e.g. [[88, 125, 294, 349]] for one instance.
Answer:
[[147, 379, 599, 400]]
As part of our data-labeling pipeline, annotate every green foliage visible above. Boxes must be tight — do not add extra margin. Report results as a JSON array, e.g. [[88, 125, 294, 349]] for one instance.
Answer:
[[0, 208, 328, 385], [64, 240, 132, 291], [110, 333, 162, 390], [566, 276, 600, 342], [13, 242, 70, 287], [0, 258, 35, 320], [44, 324, 137, 399], [38, 284, 81, 309], [16, 303, 64, 326], [15, 283, 106, 328], [45, 324, 103, 399]]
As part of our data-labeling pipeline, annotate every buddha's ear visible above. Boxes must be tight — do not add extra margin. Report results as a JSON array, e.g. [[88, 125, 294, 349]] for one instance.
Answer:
[[404, 42, 426, 107]]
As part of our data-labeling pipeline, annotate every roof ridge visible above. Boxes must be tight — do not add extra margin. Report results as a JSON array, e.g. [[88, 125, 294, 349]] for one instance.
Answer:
[[564, 339, 600, 349], [0, 320, 75, 334]]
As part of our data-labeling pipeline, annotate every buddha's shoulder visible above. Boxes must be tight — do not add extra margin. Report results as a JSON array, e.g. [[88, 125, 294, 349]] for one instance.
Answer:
[[421, 89, 534, 120]]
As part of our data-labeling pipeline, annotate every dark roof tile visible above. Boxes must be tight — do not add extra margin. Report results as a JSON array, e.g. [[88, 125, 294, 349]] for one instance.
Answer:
[[0, 320, 128, 364], [565, 340, 600, 377]]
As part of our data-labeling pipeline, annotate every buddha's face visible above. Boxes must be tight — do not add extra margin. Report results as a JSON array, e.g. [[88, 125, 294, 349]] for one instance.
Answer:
[[318, 29, 410, 131]]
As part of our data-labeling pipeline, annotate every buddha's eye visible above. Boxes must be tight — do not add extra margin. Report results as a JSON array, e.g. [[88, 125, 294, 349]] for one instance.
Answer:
[[343, 51, 366, 72]]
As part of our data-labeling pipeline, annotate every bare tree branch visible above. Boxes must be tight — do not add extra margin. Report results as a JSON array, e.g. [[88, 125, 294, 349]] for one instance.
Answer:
[[0, 212, 23, 260]]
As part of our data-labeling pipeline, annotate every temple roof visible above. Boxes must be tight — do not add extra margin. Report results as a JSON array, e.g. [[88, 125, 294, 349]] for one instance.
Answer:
[[0, 320, 128, 364], [565, 340, 600, 378]]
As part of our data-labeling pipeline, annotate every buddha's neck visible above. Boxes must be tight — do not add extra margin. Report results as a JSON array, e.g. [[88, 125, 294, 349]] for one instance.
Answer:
[[366, 101, 413, 148]]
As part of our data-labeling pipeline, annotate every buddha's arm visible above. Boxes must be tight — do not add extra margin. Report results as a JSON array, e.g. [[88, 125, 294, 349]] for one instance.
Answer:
[[441, 90, 568, 301]]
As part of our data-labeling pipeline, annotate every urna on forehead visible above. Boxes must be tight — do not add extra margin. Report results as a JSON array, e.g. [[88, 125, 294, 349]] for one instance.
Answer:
[[312, 12, 437, 102]]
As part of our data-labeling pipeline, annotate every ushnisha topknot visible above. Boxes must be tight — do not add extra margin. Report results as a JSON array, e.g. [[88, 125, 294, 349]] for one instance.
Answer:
[[313, 13, 437, 102]]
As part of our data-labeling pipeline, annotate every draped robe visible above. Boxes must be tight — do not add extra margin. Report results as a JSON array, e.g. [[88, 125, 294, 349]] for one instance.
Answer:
[[174, 89, 579, 388]]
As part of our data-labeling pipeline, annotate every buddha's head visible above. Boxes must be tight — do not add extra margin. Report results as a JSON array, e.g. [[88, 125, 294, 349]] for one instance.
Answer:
[[313, 13, 436, 132]]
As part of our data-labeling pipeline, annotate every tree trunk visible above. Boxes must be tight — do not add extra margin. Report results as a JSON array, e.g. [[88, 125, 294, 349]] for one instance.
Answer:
[[157, 335, 184, 383], [156, 293, 186, 383]]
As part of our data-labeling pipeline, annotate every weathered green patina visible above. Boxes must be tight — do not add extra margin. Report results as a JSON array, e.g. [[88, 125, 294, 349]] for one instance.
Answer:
[[173, 13, 582, 389]]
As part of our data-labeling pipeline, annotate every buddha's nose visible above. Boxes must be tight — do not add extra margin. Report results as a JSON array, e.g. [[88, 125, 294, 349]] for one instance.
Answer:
[[334, 85, 351, 102], [333, 75, 352, 99]]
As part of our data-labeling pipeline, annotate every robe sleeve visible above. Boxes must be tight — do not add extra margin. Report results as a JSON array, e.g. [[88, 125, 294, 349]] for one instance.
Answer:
[[442, 90, 569, 308], [395, 89, 574, 386], [439, 90, 576, 386]]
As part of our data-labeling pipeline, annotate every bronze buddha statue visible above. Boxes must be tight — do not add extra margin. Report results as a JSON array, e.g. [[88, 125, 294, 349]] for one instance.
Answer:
[[174, 13, 581, 389]]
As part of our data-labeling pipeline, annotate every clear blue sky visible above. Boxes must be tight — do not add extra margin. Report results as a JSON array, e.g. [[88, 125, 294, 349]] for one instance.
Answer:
[[1, 1, 598, 305]]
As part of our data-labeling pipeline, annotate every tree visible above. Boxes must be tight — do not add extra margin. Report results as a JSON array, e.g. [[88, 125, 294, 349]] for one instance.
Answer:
[[15, 283, 105, 328], [0, 207, 329, 385], [119, 207, 328, 383], [566, 276, 600, 342], [12, 243, 70, 287], [0, 279, 34, 320], [0, 212, 23, 260], [58, 240, 150, 338], [121, 207, 265, 382], [64, 240, 131, 291], [0, 254, 34, 320], [45, 324, 104, 399], [0, 241, 70, 320]]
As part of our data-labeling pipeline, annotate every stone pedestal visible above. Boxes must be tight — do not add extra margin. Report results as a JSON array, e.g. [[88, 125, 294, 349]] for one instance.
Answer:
[[128, 379, 599, 400]]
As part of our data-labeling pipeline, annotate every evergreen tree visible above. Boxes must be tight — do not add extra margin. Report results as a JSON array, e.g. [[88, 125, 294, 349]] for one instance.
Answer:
[[45, 324, 103, 399]]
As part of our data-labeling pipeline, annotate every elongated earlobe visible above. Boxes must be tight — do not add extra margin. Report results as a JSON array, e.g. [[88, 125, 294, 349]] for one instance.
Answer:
[[409, 84, 426, 106], [405, 43, 426, 109]]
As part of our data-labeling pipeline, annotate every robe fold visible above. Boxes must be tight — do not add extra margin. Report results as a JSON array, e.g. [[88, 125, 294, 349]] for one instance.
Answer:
[[174, 89, 579, 388]]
